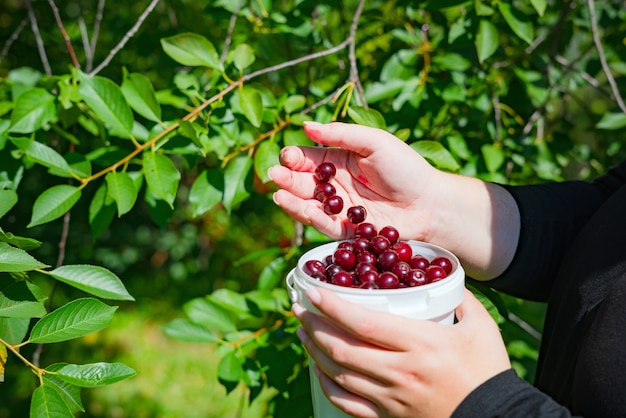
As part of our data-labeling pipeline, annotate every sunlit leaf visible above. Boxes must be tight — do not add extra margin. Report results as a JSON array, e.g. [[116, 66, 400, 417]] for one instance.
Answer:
[[239, 86, 263, 128], [47, 264, 134, 301], [121, 70, 162, 123], [143, 151, 181, 208], [0, 241, 48, 272], [222, 155, 253, 212], [596, 112, 626, 130], [9, 137, 73, 176], [498, 2, 534, 45], [28, 185, 81, 228], [184, 297, 237, 333], [254, 140, 280, 184], [105, 171, 138, 216], [30, 385, 74, 418], [42, 364, 85, 413], [8, 88, 56, 134], [482, 144, 506, 173], [257, 256, 287, 291], [53, 362, 137, 387], [347, 106, 386, 129], [162, 318, 219, 343], [475, 19, 499, 63], [0, 280, 47, 318], [283, 95, 306, 114], [0, 317, 30, 345], [28, 298, 117, 344], [188, 168, 223, 217], [410, 141, 460, 172], [232, 43, 256, 71], [0, 189, 17, 219], [161, 33, 223, 71], [217, 349, 244, 383]]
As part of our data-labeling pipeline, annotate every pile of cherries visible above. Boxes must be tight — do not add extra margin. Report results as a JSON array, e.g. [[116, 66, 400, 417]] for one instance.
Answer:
[[304, 162, 454, 289]]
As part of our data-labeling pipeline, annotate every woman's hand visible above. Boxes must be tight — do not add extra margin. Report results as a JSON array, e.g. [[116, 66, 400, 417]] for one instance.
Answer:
[[269, 121, 442, 242], [292, 287, 511, 418]]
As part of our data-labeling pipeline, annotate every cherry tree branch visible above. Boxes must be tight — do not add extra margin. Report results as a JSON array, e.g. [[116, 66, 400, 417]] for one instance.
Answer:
[[0, 16, 28, 65], [348, 0, 367, 107], [89, 0, 107, 71], [220, 0, 244, 64], [90, 0, 160, 76], [25, 0, 52, 76], [48, 0, 81, 68]]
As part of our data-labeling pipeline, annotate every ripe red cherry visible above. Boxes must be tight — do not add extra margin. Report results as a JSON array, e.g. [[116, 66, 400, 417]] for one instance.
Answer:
[[391, 241, 412, 262], [391, 261, 411, 281], [355, 222, 377, 240], [405, 269, 428, 286], [379, 226, 400, 244], [425, 265, 448, 282], [360, 280, 379, 289], [352, 237, 370, 254], [356, 250, 377, 265], [332, 271, 354, 287], [369, 235, 391, 255], [357, 269, 378, 285], [303, 259, 325, 276], [334, 248, 357, 270], [337, 241, 353, 251], [431, 256, 453, 275], [347, 205, 367, 224], [314, 182, 336, 202], [323, 195, 343, 215], [409, 255, 430, 270], [376, 271, 400, 289], [325, 263, 343, 280], [315, 162, 336, 183], [377, 249, 399, 271]]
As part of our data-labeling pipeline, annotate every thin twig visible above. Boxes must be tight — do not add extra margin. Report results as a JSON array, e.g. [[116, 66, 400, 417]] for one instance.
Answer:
[[587, 0, 626, 114], [87, 0, 106, 72], [25, 0, 52, 76], [78, 15, 93, 70], [48, 0, 81, 68], [220, 0, 244, 64], [347, 0, 366, 107], [0, 16, 28, 66], [90, 0, 160, 76]]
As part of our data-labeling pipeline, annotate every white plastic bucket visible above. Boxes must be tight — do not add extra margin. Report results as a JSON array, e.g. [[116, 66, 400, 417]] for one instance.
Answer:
[[286, 240, 465, 418]]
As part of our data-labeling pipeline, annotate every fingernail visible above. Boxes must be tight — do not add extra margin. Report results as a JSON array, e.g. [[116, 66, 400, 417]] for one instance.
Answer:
[[292, 302, 305, 318], [303, 121, 322, 127], [306, 288, 321, 305], [267, 166, 274, 181], [271, 192, 280, 206]]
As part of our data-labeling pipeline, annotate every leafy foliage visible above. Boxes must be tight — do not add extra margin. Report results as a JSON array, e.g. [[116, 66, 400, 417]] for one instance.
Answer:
[[1, 0, 626, 416]]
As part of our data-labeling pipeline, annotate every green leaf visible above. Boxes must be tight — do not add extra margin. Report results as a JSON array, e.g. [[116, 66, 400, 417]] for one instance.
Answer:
[[498, 3, 534, 45], [217, 349, 244, 383], [596, 112, 626, 130], [162, 318, 219, 343], [232, 43, 256, 71], [47, 264, 134, 301], [184, 297, 237, 333], [530, 0, 547, 16], [88, 183, 116, 239], [30, 385, 74, 418], [28, 298, 117, 344], [254, 140, 280, 184], [189, 168, 223, 217], [475, 20, 499, 63], [42, 364, 85, 413], [0, 229, 42, 251], [481, 144, 505, 173], [0, 241, 48, 272], [121, 70, 162, 123], [105, 171, 138, 216], [0, 189, 17, 219], [9, 87, 56, 133], [0, 280, 47, 318], [28, 185, 81, 228], [161, 33, 223, 71], [222, 155, 253, 212], [347, 106, 387, 129], [0, 317, 31, 344], [283, 95, 306, 114], [76, 69, 134, 139], [143, 151, 181, 208], [9, 137, 73, 176], [257, 256, 287, 291], [239, 86, 263, 128], [410, 141, 460, 172], [0, 341, 5, 381], [53, 362, 137, 387]]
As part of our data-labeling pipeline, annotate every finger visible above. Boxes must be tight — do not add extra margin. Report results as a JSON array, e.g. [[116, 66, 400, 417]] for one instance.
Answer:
[[268, 163, 319, 200], [454, 288, 492, 324], [313, 365, 381, 418], [305, 287, 440, 351], [303, 121, 394, 155]]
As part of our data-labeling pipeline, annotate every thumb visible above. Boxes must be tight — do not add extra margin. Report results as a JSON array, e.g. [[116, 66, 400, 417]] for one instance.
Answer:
[[303, 121, 401, 154], [454, 288, 493, 324]]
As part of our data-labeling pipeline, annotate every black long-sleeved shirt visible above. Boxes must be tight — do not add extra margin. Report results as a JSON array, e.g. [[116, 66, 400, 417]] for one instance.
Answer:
[[452, 160, 626, 417]]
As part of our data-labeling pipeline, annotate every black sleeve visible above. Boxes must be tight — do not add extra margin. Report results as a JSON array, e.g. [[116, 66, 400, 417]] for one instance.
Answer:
[[451, 369, 580, 418], [481, 161, 626, 302]]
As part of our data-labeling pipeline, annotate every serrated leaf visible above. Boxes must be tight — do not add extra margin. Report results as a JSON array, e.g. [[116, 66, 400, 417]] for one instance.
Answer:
[[254, 140, 280, 184], [475, 19, 499, 63], [596, 112, 626, 130], [498, 2, 534, 45], [162, 318, 219, 343], [28, 185, 81, 228], [257, 256, 287, 291], [222, 155, 253, 212], [9, 137, 73, 176], [28, 298, 117, 344], [121, 70, 162, 123], [347, 106, 387, 129], [105, 171, 138, 217], [76, 69, 134, 139], [53, 362, 137, 387], [0, 280, 47, 318], [0, 189, 17, 219], [143, 151, 180, 208], [189, 168, 223, 217], [9, 87, 56, 133], [42, 364, 84, 413], [184, 297, 237, 333], [30, 384, 74, 418], [410, 141, 460, 172], [0, 241, 48, 272], [47, 265, 134, 301], [161, 33, 223, 71], [239, 86, 263, 128], [481, 143, 506, 173], [233, 43, 256, 71]]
